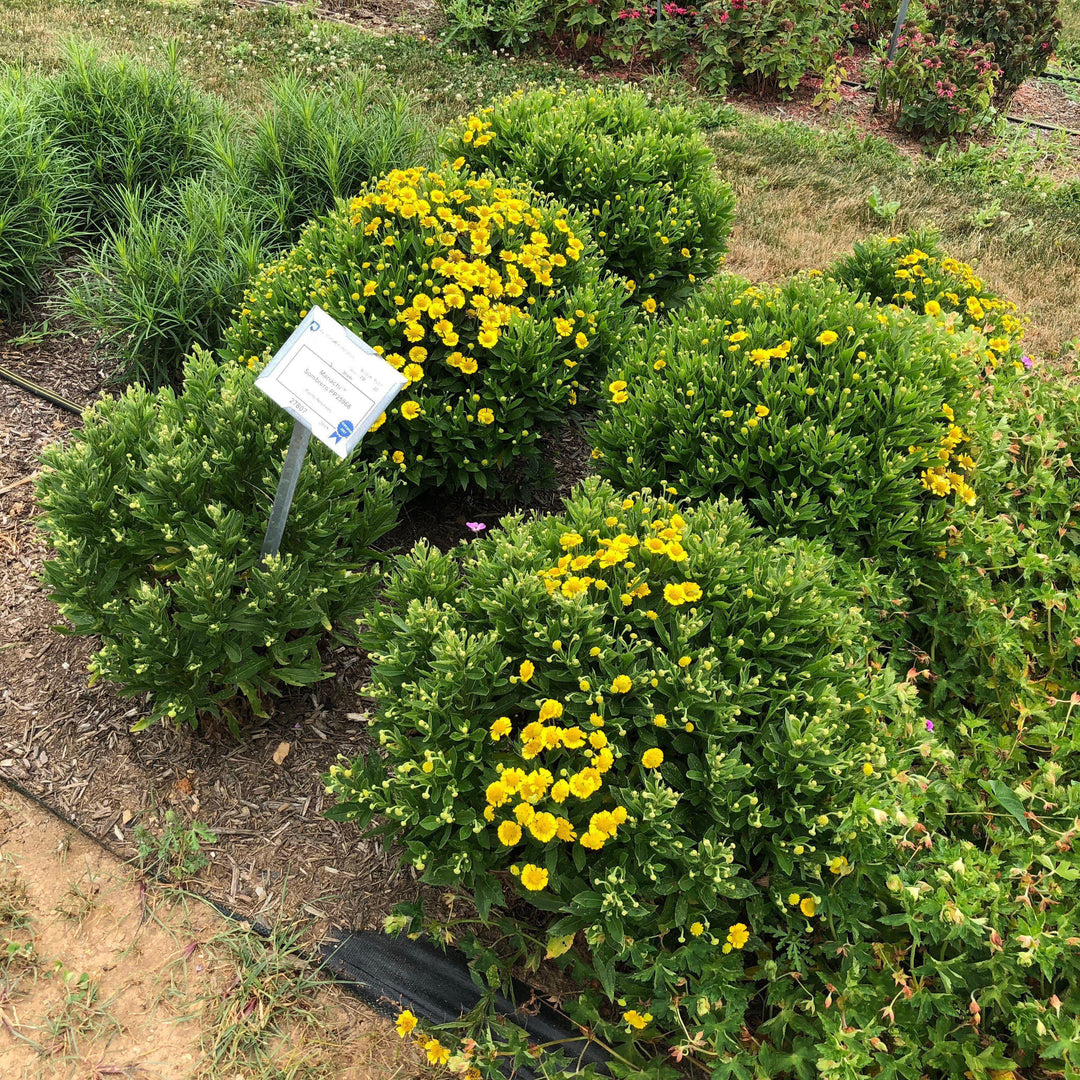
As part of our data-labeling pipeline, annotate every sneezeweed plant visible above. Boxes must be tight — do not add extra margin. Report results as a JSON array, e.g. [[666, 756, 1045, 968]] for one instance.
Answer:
[[874, 27, 1000, 137], [439, 87, 735, 307], [36, 347, 399, 732], [590, 273, 987, 563], [327, 478, 923, 1074], [222, 166, 629, 496], [831, 228, 1030, 369]]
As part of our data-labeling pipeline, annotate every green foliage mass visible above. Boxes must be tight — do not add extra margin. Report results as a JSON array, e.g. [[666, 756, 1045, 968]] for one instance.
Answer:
[[36, 348, 399, 733], [439, 87, 735, 307]]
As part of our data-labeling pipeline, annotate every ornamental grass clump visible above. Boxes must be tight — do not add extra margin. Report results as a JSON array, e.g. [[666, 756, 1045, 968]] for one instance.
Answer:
[[590, 273, 987, 563], [30, 40, 220, 232], [0, 76, 79, 318], [36, 347, 399, 733], [327, 478, 922, 1069], [439, 87, 735, 308], [222, 166, 630, 496]]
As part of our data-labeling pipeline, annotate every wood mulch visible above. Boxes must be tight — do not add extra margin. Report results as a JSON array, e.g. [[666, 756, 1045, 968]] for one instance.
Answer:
[[0, 294, 592, 946]]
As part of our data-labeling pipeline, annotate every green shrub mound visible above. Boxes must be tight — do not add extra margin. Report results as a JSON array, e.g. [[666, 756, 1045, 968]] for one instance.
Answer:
[[928, 0, 1063, 103], [831, 228, 1029, 370], [62, 179, 277, 388], [326, 478, 927, 1070], [222, 166, 630, 497], [440, 87, 735, 308], [0, 77, 77, 317], [36, 347, 399, 732], [32, 40, 220, 231], [218, 72, 424, 241], [590, 273, 986, 562]]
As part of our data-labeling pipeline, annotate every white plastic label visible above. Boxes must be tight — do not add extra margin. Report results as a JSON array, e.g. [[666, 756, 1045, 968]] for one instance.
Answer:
[[255, 305, 407, 460]]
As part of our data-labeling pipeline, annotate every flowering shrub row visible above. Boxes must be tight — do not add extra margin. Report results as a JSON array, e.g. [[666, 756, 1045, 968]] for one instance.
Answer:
[[440, 87, 735, 307], [222, 166, 630, 497]]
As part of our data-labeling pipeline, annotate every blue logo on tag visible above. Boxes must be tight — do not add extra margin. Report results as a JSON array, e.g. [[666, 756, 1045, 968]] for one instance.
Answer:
[[330, 420, 354, 443]]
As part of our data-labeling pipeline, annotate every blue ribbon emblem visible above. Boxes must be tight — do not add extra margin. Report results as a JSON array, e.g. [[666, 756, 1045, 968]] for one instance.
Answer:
[[330, 420, 354, 444]]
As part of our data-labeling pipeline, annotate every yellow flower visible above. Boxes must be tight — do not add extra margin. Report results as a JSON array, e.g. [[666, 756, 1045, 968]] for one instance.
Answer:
[[403, 363, 424, 384], [690, 921, 704, 937], [392, 450, 405, 464], [550, 779, 570, 803], [538, 699, 563, 722], [666, 541, 687, 562], [560, 532, 584, 549], [401, 401, 421, 421], [755, 404, 769, 418], [800, 896, 817, 917], [514, 802, 535, 826], [787, 893, 800, 906], [653, 713, 667, 727], [395, 1009, 417, 1038], [611, 674, 633, 694], [562, 727, 585, 749], [555, 817, 576, 842], [641, 748, 664, 769], [925, 300, 942, 317], [816, 330, 838, 346], [478, 328, 499, 348], [623, 1010, 652, 1031], [575, 332, 588, 349], [726, 922, 750, 950], [425, 1039, 450, 1066], [520, 864, 549, 891], [664, 583, 686, 605], [529, 812, 559, 843], [486, 780, 509, 807], [682, 582, 703, 602], [642, 298, 657, 314], [497, 820, 522, 846], [863, 762, 874, 776], [518, 660, 535, 684], [477, 408, 494, 425]]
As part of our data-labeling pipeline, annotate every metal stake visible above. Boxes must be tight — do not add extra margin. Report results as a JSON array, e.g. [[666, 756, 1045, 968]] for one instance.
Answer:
[[261, 419, 311, 561], [887, 0, 911, 61]]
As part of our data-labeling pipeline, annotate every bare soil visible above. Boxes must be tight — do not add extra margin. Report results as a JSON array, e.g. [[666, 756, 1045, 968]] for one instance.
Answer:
[[0, 784, 427, 1080]]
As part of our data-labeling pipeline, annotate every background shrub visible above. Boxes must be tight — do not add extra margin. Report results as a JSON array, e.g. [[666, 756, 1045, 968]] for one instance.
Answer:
[[698, 0, 855, 97], [874, 26, 1000, 137], [62, 178, 277, 388], [327, 478, 921, 1068], [590, 272, 986, 562], [927, 0, 1063, 103], [440, 87, 735, 308], [31, 40, 220, 232], [223, 166, 630, 497], [36, 347, 399, 732], [0, 76, 78, 318]]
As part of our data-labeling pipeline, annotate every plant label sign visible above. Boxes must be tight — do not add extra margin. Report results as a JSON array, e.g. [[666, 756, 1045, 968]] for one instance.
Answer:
[[255, 305, 407, 460]]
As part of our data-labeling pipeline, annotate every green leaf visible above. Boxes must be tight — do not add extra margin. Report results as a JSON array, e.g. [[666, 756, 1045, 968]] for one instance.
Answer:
[[979, 780, 1030, 833]]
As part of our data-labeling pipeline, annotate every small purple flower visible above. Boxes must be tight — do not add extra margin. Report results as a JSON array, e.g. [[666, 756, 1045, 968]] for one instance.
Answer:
[[465, 521, 487, 533], [925, 719, 934, 732], [1021, 355, 1033, 370]]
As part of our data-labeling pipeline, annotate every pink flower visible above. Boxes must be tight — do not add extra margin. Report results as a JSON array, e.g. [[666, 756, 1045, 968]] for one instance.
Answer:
[[465, 521, 486, 533]]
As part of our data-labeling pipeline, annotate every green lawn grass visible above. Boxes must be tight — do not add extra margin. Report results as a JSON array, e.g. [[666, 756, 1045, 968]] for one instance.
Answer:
[[1, 0, 1078, 364]]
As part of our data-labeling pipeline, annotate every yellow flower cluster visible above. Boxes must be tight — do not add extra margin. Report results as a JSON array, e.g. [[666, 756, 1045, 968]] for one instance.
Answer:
[[886, 241, 1028, 370], [915, 402, 977, 506], [459, 111, 495, 148]]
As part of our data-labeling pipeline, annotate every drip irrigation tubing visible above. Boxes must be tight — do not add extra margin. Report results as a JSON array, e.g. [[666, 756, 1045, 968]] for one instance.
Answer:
[[838, 78, 1080, 137], [0, 362, 83, 415], [0, 772, 608, 1077]]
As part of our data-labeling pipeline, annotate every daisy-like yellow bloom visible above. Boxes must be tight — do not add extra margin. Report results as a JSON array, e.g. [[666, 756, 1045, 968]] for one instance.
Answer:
[[925, 300, 942, 316], [478, 329, 499, 348], [395, 1009, 418, 1038], [749, 347, 772, 366], [623, 1010, 652, 1031], [725, 923, 750, 950], [555, 817, 576, 842], [392, 451, 405, 464], [800, 896, 817, 917], [562, 727, 585, 749], [653, 713, 667, 727], [486, 780, 509, 807], [690, 921, 705, 937], [560, 531, 584, 549], [477, 408, 495, 425], [788, 893, 801, 906], [641, 748, 664, 769], [816, 330, 838, 346], [539, 699, 563, 722], [514, 802, 535, 826], [575, 332, 588, 350], [755, 404, 769, 418], [519, 660, 534, 683], [497, 820, 522, 846], [664, 583, 687, 605], [529, 812, 559, 842], [501, 767, 525, 793], [682, 582, 703, 602], [403, 363, 424, 384], [666, 541, 687, 562], [611, 674, 633, 694], [425, 1040, 450, 1066], [550, 779, 570, 803], [520, 864, 549, 891], [400, 401, 421, 421]]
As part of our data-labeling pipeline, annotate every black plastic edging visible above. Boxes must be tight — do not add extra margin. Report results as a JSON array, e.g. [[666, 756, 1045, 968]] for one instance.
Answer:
[[0, 773, 608, 1077], [0, 363, 83, 415]]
